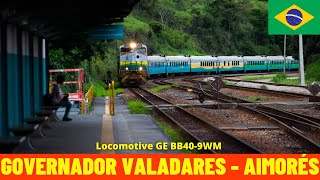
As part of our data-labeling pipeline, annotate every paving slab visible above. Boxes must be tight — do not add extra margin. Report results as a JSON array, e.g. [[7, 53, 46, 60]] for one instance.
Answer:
[[13, 95, 182, 154], [112, 95, 183, 154]]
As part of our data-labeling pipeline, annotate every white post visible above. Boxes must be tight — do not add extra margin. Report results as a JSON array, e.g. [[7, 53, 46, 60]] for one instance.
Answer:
[[283, 35, 286, 75], [299, 34, 305, 86]]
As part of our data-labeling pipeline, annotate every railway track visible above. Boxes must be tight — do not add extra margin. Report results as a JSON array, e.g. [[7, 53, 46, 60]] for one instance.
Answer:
[[192, 81, 320, 128], [224, 77, 306, 88], [153, 79, 320, 153], [187, 77, 315, 99], [129, 87, 262, 154]]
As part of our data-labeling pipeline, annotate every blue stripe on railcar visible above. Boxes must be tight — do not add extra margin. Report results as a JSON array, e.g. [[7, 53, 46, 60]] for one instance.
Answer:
[[167, 66, 190, 74], [288, 62, 299, 70], [148, 67, 166, 74], [244, 65, 268, 71], [268, 62, 284, 70], [148, 66, 167, 77], [219, 66, 245, 72], [191, 67, 218, 73]]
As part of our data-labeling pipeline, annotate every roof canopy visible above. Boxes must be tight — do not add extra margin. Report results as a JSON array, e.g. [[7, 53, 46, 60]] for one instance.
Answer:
[[0, 0, 139, 41]]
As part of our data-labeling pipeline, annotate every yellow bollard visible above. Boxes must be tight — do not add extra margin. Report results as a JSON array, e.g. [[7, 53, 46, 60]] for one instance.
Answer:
[[49, 84, 53, 94], [111, 81, 115, 115], [81, 100, 85, 114], [108, 83, 111, 115]]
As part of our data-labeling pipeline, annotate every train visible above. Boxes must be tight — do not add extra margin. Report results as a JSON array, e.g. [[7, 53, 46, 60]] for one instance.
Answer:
[[118, 43, 148, 86], [118, 42, 300, 87]]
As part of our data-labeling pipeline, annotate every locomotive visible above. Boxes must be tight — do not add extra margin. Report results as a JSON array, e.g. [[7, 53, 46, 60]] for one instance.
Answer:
[[118, 42, 148, 87], [118, 43, 300, 87]]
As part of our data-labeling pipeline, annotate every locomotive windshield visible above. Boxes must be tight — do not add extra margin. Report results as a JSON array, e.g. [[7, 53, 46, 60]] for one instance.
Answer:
[[120, 43, 147, 55]]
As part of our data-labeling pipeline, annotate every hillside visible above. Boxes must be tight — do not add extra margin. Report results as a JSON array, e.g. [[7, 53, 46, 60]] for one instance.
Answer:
[[124, 0, 320, 60], [124, 0, 278, 56], [49, 0, 320, 87]]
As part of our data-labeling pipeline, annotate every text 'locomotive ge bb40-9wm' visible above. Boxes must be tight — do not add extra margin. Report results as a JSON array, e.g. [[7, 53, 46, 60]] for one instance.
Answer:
[[118, 43, 299, 87]]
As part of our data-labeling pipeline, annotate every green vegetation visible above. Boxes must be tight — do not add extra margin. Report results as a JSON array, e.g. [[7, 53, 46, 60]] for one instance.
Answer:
[[223, 81, 236, 86], [154, 120, 184, 144], [260, 85, 268, 90], [153, 115, 199, 154], [242, 96, 268, 102], [242, 75, 275, 81], [49, 0, 320, 97], [85, 79, 108, 97], [107, 88, 124, 96], [127, 100, 150, 114], [129, 0, 293, 56], [271, 73, 287, 83], [271, 79, 301, 85], [149, 84, 180, 92], [306, 61, 320, 83], [268, 73, 300, 85]]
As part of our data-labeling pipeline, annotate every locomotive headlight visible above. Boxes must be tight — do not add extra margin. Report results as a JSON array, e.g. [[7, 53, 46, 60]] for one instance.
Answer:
[[139, 67, 143, 71], [125, 67, 128, 71], [130, 42, 137, 49]]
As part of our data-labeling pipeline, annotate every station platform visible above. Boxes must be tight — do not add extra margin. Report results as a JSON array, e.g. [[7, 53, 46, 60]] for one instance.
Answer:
[[15, 95, 182, 154]]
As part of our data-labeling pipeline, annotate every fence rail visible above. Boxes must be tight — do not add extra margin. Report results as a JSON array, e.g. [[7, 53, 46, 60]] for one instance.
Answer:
[[81, 84, 94, 114], [109, 81, 115, 115]]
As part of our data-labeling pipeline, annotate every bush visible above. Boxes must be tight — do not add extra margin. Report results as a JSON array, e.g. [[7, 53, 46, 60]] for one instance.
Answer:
[[306, 61, 320, 82], [260, 85, 268, 90], [127, 100, 149, 114], [272, 73, 287, 83]]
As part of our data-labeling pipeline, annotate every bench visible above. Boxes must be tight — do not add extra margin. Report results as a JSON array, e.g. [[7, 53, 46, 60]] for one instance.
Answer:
[[9, 124, 39, 150], [42, 105, 62, 122], [24, 116, 49, 137], [0, 136, 26, 153], [42, 93, 62, 122], [36, 109, 57, 128]]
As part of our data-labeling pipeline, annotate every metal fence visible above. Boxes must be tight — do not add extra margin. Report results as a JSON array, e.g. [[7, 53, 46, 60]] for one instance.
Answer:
[[81, 84, 94, 114]]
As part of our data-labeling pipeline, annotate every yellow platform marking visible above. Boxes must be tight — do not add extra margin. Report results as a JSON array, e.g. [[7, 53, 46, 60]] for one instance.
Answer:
[[100, 97, 115, 154]]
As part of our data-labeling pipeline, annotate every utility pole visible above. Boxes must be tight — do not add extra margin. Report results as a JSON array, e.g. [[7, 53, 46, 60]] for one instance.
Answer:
[[283, 35, 286, 75], [299, 34, 305, 86]]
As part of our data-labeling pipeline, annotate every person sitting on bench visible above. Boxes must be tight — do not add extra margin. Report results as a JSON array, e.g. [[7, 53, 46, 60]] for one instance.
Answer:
[[52, 75, 72, 121]]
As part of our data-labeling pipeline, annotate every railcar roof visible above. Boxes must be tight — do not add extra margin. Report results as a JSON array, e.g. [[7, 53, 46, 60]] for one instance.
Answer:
[[147, 56, 167, 62], [190, 56, 218, 61], [165, 56, 191, 61], [242, 56, 268, 61], [217, 56, 244, 61]]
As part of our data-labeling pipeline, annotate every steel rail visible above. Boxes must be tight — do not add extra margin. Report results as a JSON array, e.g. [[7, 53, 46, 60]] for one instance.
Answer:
[[129, 87, 262, 154]]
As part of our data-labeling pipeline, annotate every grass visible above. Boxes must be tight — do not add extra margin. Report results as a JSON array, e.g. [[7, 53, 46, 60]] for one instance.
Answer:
[[242, 96, 268, 102], [242, 75, 275, 81], [271, 73, 287, 83], [127, 100, 150, 114], [260, 85, 268, 90], [127, 99, 199, 153], [89, 105, 94, 111], [149, 84, 180, 92], [107, 88, 124, 96], [153, 115, 200, 154], [84, 79, 124, 97], [85, 80, 108, 97], [223, 80, 236, 86], [269, 73, 301, 85], [306, 61, 320, 82], [270, 79, 301, 85]]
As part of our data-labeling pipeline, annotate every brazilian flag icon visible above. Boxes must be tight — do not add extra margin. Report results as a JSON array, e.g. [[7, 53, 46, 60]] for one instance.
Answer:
[[269, 0, 320, 35]]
